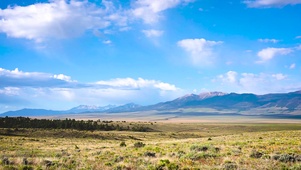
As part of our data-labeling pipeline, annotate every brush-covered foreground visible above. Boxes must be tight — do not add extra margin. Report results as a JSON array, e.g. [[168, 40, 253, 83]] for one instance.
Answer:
[[1, 123, 301, 170]]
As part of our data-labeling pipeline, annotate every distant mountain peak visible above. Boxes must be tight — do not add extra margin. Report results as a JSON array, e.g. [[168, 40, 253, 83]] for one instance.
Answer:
[[178, 93, 198, 99], [105, 103, 141, 112], [198, 91, 228, 99], [69, 104, 117, 113], [2, 90, 301, 117], [177, 91, 227, 101], [71, 105, 100, 110]]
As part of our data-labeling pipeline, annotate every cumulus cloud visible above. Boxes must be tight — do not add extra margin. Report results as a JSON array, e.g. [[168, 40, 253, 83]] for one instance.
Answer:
[[0, 0, 195, 42], [0, 68, 78, 88], [258, 38, 280, 43], [131, 0, 193, 24], [244, 0, 301, 8], [142, 29, 164, 37], [53, 74, 72, 82], [96, 77, 178, 91], [257, 47, 292, 63], [0, 68, 184, 111], [177, 38, 223, 66], [218, 71, 238, 84], [215, 71, 296, 94], [0, 0, 125, 42]]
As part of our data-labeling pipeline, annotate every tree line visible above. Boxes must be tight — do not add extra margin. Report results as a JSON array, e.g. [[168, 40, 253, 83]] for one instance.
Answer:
[[0, 117, 153, 132]]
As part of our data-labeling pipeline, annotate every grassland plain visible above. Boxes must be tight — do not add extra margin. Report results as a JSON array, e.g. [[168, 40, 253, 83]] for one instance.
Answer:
[[1, 123, 301, 170]]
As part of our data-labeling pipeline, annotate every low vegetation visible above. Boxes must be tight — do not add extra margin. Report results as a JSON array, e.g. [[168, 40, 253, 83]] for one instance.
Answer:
[[0, 117, 155, 132], [0, 117, 301, 169]]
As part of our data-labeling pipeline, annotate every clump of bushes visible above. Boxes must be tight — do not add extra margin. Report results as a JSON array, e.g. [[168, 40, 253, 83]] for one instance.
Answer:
[[278, 154, 295, 162], [222, 161, 238, 170], [295, 155, 301, 162], [250, 150, 263, 158], [272, 154, 280, 160], [22, 158, 28, 165], [271, 153, 301, 162], [43, 160, 55, 167], [114, 156, 124, 163], [177, 151, 186, 158], [156, 159, 179, 170], [2, 157, 10, 165], [20, 165, 34, 170], [134, 142, 145, 148], [187, 152, 217, 161], [190, 145, 209, 152], [144, 152, 156, 157], [120, 141, 126, 147], [215, 147, 221, 152]]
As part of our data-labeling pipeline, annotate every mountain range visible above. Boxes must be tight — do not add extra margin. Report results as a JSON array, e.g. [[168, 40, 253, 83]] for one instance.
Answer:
[[1, 91, 301, 117]]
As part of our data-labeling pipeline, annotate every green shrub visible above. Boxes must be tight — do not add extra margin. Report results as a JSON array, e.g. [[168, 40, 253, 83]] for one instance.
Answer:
[[105, 162, 113, 166], [156, 159, 179, 170], [2, 165, 17, 170], [134, 142, 145, 148], [278, 154, 295, 162], [144, 151, 156, 157], [120, 141, 126, 147], [188, 152, 217, 161], [20, 166, 34, 170], [250, 150, 263, 158], [222, 161, 238, 170], [190, 145, 209, 152]]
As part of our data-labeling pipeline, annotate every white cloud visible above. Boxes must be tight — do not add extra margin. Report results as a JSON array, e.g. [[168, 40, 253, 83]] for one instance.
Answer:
[[0, 87, 20, 96], [154, 82, 178, 91], [0, 68, 184, 111], [0, 67, 76, 88], [257, 47, 292, 63], [53, 74, 73, 82], [177, 38, 223, 66], [215, 71, 293, 94], [258, 38, 280, 43], [0, 68, 48, 79], [131, 0, 193, 24], [0, 0, 195, 43], [289, 63, 296, 69], [96, 77, 178, 91], [0, 0, 125, 42], [218, 71, 238, 84], [244, 0, 301, 8], [142, 29, 164, 37], [272, 73, 287, 80]]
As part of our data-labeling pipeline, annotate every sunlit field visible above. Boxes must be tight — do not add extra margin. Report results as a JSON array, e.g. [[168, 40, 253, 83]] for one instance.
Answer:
[[1, 122, 301, 170]]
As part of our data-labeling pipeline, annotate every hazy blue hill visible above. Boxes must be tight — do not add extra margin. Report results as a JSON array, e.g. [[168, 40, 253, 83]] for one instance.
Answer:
[[1, 109, 62, 117], [1, 91, 301, 117], [67, 105, 116, 113], [142, 91, 301, 112], [106, 103, 142, 113]]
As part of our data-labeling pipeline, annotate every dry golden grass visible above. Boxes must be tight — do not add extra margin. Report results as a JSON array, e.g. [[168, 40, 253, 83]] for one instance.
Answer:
[[1, 123, 301, 169]]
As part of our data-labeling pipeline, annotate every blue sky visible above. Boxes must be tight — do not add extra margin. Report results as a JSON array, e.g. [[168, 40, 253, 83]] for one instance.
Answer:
[[0, 0, 301, 112]]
